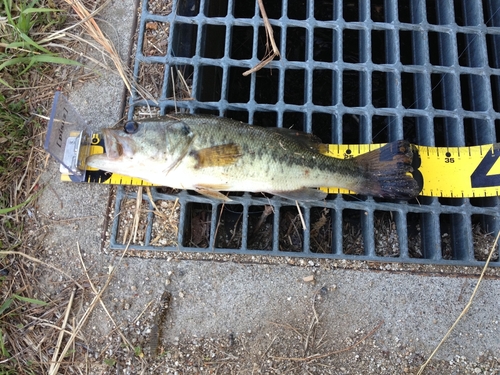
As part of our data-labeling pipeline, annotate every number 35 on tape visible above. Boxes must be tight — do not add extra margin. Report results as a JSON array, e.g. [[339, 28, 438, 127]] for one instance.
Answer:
[[417, 143, 500, 198], [323, 143, 500, 198]]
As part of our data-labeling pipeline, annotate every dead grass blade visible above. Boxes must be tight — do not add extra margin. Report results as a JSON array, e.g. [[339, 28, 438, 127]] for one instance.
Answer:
[[268, 287, 383, 363], [64, 0, 154, 102], [48, 288, 76, 375], [270, 320, 384, 362], [0, 251, 84, 289], [64, 0, 130, 91], [78, 240, 146, 357], [295, 200, 306, 231], [50, 239, 141, 374], [171, 66, 178, 113], [133, 186, 143, 243], [49, 264, 111, 374], [243, 0, 280, 76], [417, 230, 500, 374]]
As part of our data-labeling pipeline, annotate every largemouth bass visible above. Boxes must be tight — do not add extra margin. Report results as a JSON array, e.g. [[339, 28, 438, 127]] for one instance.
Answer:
[[86, 114, 420, 201]]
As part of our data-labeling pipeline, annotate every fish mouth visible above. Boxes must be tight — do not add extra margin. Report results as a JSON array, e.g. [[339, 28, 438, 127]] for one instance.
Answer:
[[102, 129, 135, 159]]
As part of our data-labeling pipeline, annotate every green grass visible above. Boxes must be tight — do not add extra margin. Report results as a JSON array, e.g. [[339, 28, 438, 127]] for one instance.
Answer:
[[0, 0, 82, 372], [0, 289, 49, 374], [0, 0, 80, 87], [1, 0, 72, 203], [0, 0, 81, 211]]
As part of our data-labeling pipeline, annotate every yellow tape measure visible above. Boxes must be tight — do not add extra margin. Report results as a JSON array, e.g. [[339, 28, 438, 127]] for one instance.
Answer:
[[322, 143, 500, 198], [63, 134, 500, 198]]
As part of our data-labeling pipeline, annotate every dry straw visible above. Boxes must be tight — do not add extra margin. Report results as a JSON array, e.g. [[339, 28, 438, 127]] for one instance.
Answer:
[[64, 0, 154, 102], [243, 0, 280, 76]]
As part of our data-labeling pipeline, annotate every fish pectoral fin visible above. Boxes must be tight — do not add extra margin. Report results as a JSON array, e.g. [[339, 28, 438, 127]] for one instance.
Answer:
[[269, 188, 327, 202], [194, 185, 232, 201], [192, 144, 242, 169]]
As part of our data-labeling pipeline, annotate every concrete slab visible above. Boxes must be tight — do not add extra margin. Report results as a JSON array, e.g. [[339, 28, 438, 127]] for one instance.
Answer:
[[35, 0, 500, 373]]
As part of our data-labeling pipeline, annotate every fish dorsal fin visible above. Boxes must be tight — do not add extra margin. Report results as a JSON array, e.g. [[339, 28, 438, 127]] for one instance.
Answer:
[[192, 143, 242, 169], [269, 128, 328, 153]]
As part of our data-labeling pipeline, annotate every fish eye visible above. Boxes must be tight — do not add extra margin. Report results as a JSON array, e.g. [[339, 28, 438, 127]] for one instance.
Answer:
[[124, 121, 139, 134]]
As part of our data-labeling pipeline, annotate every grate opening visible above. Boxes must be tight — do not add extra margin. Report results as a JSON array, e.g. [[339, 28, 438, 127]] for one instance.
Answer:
[[434, 117, 462, 146], [406, 212, 424, 259], [399, 30, 426, 65], [171, 23, 197, 57], [143, 21, 169, 56], [397, 1, 416, 24], [461, 74, 488, 111], [177, 0, 199, 15], [486, 34, 500, 68], [484, 0, 500, 27], [198, 65, 223, 102], [257, 26, 281, 58], [138, 63, 165, 96], [372, 29, 396, 64], [183, 202, 212, 248], [255, 70, 280, 105], [247, 205, 274, 251], [464, 118, 494, 145], [373, 115, 398, 143], [228, 67, 250, 103], [374, 211, 401, 258], [310, 207, 332, 254], [372, 71, 394, 109], [313, 70, 334, 106], [284, 70, 306, 105], [457, 32, 485, 67], [116, 197, 151, 246], [200, 25, 225, 58], [426, 0, 454, 25], [279, 206, 305, 253], [440, 213, 470, 261], [342, 70, 364, 107], [343, 29, 364, 63], [204, 0, 226, 16], [428, 31, 453, 67], [166, 65, 194, 101], [472, 214, 500, 261], [490, 75, 500, 112], [316, 0, 339, 21], [312, 113, 335, 143], [230, 26, 253, 60], [113, 0, 500, 266], [401, 72, 427, 110], [287, 0, 307, 20], [343, 1, 361, 22], [314, 28, 337, 62], [214, 204, 244, 249], [254, 111, 277, 127], [431, 74, 458, 111], [286, 27, 307, 62], [342, 209, 366, 256]]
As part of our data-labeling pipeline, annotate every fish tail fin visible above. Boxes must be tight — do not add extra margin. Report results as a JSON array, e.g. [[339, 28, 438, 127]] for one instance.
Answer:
[[352, 140, 420, 199]]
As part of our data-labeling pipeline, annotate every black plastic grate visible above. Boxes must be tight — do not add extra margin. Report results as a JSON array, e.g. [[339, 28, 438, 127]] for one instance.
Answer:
[[109, 0, 500, 266]]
